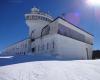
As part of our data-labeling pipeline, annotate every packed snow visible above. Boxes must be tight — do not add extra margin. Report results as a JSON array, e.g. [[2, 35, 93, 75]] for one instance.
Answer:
[[0, 56, 100, 80]]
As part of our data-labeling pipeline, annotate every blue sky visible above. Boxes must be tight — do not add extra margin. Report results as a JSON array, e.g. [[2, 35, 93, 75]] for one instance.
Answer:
[[0, 0, 100, 52]]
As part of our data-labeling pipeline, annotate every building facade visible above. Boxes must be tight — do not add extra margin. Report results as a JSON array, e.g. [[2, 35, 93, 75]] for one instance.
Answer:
[[2, 39, 30, 56], [1, 7, 93, 60]]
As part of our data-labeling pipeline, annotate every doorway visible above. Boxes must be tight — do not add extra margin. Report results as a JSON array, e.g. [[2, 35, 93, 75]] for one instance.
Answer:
[[32, 47, 35, 53], [86, 48, 89, 59]]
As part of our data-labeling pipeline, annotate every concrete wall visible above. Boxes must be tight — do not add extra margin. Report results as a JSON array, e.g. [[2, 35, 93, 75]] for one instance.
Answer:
[[35, 33, 92, 60], [34, 18, 93, 60], [25, 12, 53, 39], [54, 34, 92, 60], [30, 20, 59, 55], [26, 19, 50, 38], [31, 34, 56, 55], [2, 39, 30, 56]]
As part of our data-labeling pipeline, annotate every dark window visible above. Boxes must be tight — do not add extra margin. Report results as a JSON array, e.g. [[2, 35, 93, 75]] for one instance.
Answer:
[[53, 41, 54, 48], [86, 48, 89, 59], [41, 25, 50, 37], [31, 30, 35, 42], [45, 18, 48, 21], [70, 29, 85, 42], [29, 15, 52, 22], [32, 48, 35, 52], [44, 18, 46, 21], [58, 24, 92, 45], [38, 16, 41, 19], [34, 16, 38, 20], [24, 52, 25, 55], [43, 17, 45, 21], [26, 16, 30, 20], [41, 17, 44, 20], [31, 39, 35, 42], [48, 19, 52, 22], [47, 43, 49, 50], [42, 44, 44, 50]]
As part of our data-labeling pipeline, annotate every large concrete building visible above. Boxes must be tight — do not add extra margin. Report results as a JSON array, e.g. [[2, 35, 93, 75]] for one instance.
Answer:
[[1, 7, 93, 60]]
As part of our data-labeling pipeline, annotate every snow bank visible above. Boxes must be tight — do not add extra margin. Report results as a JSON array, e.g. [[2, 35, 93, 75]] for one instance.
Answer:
[[0, 56, 100, 80]]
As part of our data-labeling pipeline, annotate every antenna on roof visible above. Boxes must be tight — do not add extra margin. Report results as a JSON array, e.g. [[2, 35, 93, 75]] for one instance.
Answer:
[[31, 6, 39, 12]]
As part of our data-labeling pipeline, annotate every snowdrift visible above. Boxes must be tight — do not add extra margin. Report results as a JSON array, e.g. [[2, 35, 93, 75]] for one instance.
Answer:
[[0, 56, 100, 80]]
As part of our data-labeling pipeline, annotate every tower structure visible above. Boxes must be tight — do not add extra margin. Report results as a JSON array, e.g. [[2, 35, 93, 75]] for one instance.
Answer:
[[25, 7, 53, 52], [25, 7, 53, 39]]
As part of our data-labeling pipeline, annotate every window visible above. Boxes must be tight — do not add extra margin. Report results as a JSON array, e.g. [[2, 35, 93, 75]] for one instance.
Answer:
[[47, 43, 49, 50], [25, 44, 27, 48], [40, 17, 43, 20], [41, 25, 50, 37], [58, 24, 92, 45], [53, 41, 54, 49], [42, 44, 44, 50], [24, 52, 25, 55], [27, 15, 38, 20], [58, 25, 66, 36], [30, 30, 35, 42], [32, 47, 35, 52], [86, 48, 89, 59], [31, 39, 35, 42], [58, 25, 72, 38], [70, 29, 85, 42], [26, 15, 52, 22], [26, 16, 30, 20], [43, 17, 45, 21]]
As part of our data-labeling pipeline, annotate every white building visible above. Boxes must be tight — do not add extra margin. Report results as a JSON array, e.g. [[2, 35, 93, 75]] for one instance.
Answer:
[[2, 39, 30, 56], [1, 7, 93, 60]]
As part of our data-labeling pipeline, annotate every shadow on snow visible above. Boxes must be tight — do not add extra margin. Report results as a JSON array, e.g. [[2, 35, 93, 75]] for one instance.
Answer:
[[0, 54, 74, 66]]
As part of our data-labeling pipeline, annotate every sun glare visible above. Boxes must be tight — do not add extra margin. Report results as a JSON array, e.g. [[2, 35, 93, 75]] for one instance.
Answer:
[[87, 0, 100, 6]]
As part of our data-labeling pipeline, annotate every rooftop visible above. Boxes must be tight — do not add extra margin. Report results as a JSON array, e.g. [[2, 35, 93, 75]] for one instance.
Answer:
[[31, 7, 40, 12]]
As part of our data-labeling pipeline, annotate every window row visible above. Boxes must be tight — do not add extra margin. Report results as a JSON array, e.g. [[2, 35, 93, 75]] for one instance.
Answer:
[[33, 12, 47, 16], [26, 15, 52, 22], [16, 52, 26, 55], [13, 44, 27, 50], [58, 24, 93, 45], [32, 41, 55, 53]]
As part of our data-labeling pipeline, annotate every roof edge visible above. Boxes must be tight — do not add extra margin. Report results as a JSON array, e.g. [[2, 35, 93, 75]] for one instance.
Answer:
[[53, 17, 94, 36]]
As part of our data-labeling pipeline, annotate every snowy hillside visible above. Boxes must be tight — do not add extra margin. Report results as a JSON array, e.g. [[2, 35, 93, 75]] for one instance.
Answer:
[[0, 56, 100, 80]]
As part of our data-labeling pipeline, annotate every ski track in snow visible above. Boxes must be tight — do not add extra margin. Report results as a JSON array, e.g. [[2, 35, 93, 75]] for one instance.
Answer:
[[0, 56, 100, 80]]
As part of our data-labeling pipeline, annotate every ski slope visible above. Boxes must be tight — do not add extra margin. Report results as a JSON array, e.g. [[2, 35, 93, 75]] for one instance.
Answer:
[[0, 56, 100, 80]]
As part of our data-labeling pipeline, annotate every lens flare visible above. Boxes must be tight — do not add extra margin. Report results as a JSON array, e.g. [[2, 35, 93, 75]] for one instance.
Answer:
[[87, 0, 100, 6], [65, 12, 80, 26]]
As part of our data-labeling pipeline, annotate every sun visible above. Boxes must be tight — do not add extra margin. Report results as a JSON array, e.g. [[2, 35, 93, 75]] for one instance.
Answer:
[[87, 0, 100, 6]]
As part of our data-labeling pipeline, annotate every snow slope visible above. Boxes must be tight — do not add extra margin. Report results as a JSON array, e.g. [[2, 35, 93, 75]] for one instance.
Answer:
[[0, 56, 100, 80]]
